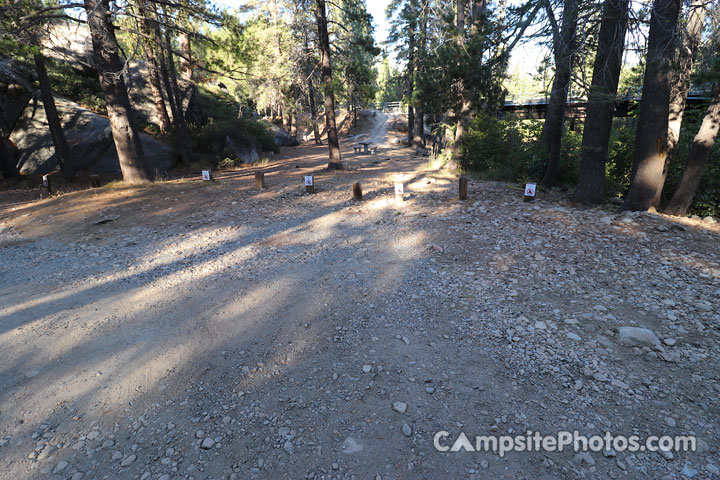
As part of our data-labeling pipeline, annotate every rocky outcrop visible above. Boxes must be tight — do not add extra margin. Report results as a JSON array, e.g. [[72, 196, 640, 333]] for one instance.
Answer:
[[9, 94, 176, 175], [0, 59, 33, 137], [224, 136, 259, 164], [42, 23, 208, 130], [266, 122, 299, 147]]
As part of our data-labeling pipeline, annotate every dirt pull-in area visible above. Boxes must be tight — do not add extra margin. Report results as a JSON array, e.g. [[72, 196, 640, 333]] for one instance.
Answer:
[[1, 112, 719, 480]]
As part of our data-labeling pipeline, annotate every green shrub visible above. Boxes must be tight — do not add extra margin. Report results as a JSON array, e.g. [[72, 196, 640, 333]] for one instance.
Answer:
[[606, 118, 636, 196], [46, 60, 106, 114], [193, 86, 278, 162], [460, 114, 541, 182]]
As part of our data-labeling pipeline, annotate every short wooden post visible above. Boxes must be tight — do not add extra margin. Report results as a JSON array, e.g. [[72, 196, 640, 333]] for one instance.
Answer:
[[394, 183, 404, 202], [255, 172, 265, 189], [353, 182, 362, 200], [459, 176, 468, 200], [524, 182, 537, 202], [42, 174, 51, 196], [304, 175, 314, 194]]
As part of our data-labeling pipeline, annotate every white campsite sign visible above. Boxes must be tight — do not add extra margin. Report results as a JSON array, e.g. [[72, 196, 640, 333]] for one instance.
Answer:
[[202, 170, 211, 181], [525, 183, 536, 197], [394, 183, 404, 195], [304, 175, 314, 186]]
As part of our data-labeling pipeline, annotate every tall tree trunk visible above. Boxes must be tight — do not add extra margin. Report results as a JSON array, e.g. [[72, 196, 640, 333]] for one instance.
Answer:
[[304, 38, 321, 145], [34, 52, 75, 182], [572, 0, 629, 205], [352, 97, 357, 129], [308, 78, 321, 144], [163, 21, 193, 165], [137, 0, 171, 136], [84, 0, 150, 183], [621, 0, 682, 211], [413, 0, 428, 149], [290, 113, 297, 138], [540, 0, 579, 187], [315, 0, 342, 169], [664, 84, 720, 216], [0, 138, 20, 180], [651, 0, 706, 207], [177, 1, 193, 81], [407, 12, 416, 146], [452, 0, 467, 157], [282, 105, 291, 130]]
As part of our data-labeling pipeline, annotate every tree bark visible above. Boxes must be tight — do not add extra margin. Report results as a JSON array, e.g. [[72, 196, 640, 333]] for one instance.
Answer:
[[540, 0, 579, 187], [315, 0, 342, 169], [413, 0, 427, 149], [178, 1, 193, 81], [304, 39, 321, 145], [572, 0, 629, 205], [0, 138, 20, 180], [308, 78, 321, 144], [34, 52, 75, 182], [84, 0, 151, 183], [137, 0, 171, 136], [452, 0, 466, 157], [664, 84, 720, 216], [407, 10, 416, 146], [621, 0, 682, 211], [163, 20, 193, 165], [290, 113, 297, 138], [651, 0, 706, 207]]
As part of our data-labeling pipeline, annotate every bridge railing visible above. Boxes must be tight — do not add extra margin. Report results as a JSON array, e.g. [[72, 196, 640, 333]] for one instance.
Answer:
[[375, 101, 403, 113]]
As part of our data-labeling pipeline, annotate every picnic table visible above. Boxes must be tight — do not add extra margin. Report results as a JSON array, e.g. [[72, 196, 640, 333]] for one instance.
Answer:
[[354, 141, 377, 155]]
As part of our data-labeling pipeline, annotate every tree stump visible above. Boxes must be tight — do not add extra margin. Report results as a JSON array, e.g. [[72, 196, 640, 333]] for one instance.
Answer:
[[255, 172, 265, 189], [353, 182, 362, 200], [459, 176, 468, 200]]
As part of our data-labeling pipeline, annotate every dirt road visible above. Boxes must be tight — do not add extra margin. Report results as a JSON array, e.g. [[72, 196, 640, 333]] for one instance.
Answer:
[[1, 113, 719, 479]]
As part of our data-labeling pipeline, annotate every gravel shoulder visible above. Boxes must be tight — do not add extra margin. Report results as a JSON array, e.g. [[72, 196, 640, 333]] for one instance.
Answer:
[[1, 114, 719, 480]]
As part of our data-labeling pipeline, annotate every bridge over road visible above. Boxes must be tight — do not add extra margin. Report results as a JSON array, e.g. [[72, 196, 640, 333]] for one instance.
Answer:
[[376, 87, 714, 120], [503, 87, 715, 119]]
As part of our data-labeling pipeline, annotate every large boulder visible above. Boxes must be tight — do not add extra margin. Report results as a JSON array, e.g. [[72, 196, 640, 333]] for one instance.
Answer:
[[9, 94, 176, 175], [41, 23, 208, 130], [224, 136, 259, 164], [41, 22, 96, 75], [126, 62, 208, 129], [0, 137, 19, 179], [266, 122, 299, 147], [0, 84, 31, 137], [93, 133, 176, 175], [0, 58, 33, 137], [11, 94, 113, 175]]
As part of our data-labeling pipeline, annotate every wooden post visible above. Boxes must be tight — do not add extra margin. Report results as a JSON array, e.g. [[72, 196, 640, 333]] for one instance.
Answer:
[[42, 174, 51, 196], [353, 182, 362, 200], [255, 172, 265, 189], [524, 182, 537, 202], [394, 183, 404, 202], [304, 175, 314, 194], [459, 176, 468, 200]]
